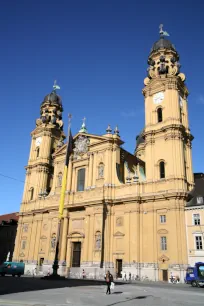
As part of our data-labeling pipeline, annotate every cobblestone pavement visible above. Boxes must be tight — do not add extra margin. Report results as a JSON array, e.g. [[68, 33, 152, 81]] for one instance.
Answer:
[[0, 277, 203, 306]]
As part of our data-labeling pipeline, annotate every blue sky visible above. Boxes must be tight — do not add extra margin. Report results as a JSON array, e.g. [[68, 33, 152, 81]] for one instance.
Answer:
[[0, 0, 204, 214]]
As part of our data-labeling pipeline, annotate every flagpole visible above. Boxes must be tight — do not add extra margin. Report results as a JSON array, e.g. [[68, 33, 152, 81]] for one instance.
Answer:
[[52, 114, 72, 277]]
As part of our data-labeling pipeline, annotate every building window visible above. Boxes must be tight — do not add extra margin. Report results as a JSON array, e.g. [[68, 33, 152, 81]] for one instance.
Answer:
[[77, 168, 85, 191], [193, 214, 200, 225], [195, 236, 203, 250], [29, 187, 34, 200], [159, 161, 165, 179], [21, 240, 26, 250], [157, 108, 163, 123], [160, 215, 166, 223], [197, 197, 204, 205], [161, 236, 167, 250], [58, 172, 62, 187], [36, 147, 40, 158]]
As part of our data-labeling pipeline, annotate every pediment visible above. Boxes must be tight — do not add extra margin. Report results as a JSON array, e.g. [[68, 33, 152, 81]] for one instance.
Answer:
[[114, 231, 125, 237], [74, 132, 124, 147], [67, 231, 85, 238], [158, 254, 169, 262], [40, 235, 47, 239], [54, 132, 124, 158], [157, 229, 168, 234], [54, 143, 67, 157]]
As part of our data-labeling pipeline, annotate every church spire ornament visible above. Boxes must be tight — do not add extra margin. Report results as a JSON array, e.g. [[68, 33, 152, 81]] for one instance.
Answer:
[[159, 24, 170, 37], [79, 117, 88, 133], [106, 124, 112, 134], [53, 80, 60, 92], [114, 125, 120, 136]]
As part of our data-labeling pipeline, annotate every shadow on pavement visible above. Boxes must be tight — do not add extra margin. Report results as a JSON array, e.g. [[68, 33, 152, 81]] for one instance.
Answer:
[[0, 276, 125, 296], [107, 295, 151, 306]]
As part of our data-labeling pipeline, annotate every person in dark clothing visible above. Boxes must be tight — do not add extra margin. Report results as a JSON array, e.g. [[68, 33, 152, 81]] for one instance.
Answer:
[[105, 271, 113, 294]]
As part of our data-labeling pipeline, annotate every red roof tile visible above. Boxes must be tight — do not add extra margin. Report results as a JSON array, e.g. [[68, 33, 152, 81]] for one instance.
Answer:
[[0, 212, 19, 222]]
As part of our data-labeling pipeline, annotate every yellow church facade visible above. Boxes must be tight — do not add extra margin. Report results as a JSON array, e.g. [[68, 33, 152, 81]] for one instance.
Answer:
[[13, 29, 194, 282]]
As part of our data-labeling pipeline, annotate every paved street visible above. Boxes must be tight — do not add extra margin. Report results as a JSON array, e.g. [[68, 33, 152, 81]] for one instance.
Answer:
[[0, 277, 203, 306]]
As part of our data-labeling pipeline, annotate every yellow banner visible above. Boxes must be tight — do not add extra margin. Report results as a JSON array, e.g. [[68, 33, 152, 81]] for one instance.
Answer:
[[58, 165, 68, 219]]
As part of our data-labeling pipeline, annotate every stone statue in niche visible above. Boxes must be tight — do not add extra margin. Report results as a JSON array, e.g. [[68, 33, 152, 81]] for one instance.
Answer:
[[116, 217, 123, 227], [58, 173, 62, 187], [98, 163, 104, 179], [95, 232, 101, 250], [51, 234, 56, 249], [23, 224, 28, 232]]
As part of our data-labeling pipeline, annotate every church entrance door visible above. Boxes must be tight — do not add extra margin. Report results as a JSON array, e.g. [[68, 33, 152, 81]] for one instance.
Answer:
[[71, 242, 81, 267], [162, 269, 168, 281], [116, 259, 122, 278]]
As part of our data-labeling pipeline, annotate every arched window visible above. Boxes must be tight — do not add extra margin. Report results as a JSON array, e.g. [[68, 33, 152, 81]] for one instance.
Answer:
[[77, 168, 85, 191], [36, 147, 40, 158], [30, 187, 34, 200], [157, 108, 163, 123], [58, 172, 62, 187], [98, 163, 104, 179], [159, 161, 165, 179]]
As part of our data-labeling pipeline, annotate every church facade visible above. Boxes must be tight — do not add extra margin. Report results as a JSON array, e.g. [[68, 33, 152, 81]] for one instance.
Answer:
[[13, 31, 194, 282]]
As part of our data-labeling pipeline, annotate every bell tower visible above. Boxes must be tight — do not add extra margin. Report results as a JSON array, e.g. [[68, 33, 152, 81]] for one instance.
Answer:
[[21, 82, 65, 210], [142, 25, 194, 193]]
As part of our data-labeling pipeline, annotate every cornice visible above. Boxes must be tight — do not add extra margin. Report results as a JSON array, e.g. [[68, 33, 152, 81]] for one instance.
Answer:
[[142, 76, 189, 98], [144, 124, 193, 142]]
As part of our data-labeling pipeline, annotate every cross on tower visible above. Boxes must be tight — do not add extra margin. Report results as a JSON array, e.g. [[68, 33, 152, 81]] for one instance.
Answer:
[[53, 80, 60, 91], [159, 24, 163, 34]]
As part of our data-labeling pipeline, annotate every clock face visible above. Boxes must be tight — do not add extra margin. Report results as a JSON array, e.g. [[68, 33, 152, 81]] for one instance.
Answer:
[[35, 137, 42, 146], [153, 92, 164, 104]]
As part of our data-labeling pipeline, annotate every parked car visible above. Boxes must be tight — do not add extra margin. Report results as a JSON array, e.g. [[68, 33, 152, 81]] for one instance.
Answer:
[[0, 262, 25, 277]]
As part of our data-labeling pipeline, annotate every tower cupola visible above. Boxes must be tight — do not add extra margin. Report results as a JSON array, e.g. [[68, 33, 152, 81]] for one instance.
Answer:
[[144, 25, 184, 84], [36, 81, 64, 130]]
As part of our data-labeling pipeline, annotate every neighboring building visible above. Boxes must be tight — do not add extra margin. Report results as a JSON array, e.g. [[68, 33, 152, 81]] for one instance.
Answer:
[[13, 28, 194, 282], [0, 213, 18, 264], [185, 173, 204, 266]]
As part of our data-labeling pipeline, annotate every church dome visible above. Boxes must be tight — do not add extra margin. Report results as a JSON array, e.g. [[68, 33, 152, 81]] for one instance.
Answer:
[[151, 37, 176, 53], [136, 132, 145, 147], [42, 91, 62, 106]]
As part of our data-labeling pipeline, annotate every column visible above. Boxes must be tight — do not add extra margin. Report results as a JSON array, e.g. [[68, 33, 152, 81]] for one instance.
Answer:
[[13, 219, 23, 261], [60, 216, 69, 262], [33, 219, 42, 262], [92, 153, 97, 187], [83, 213, 90, 262], [67, 159, 73, 191], [88, 154, 93, 188], [111, 147, 116, 198], [29, 219, 38, 262], [104, 149, 109, 184], [71, 167, 76, 192], [88, 214, 94, 263]]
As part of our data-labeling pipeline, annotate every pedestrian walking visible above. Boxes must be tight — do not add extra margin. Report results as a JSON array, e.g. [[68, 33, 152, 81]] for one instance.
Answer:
[[47, 268, 50, 276], [82, 269, 86, 279], [105, 271, 113, 295], [32, 267, 37, 277]]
